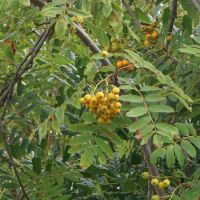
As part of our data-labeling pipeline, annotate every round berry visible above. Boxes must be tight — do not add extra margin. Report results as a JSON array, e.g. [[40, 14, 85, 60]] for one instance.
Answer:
[[114, 102, 121, 109], [116, 61, 123, 69], [142, 172, 149, 179], [151, 178, 159, 186], [79, 97, 85, 104], [96, 91, 104, 99], [107, 92, 115, 101], [112, 87, 120, 94], [122, 59, 129, 66], [84, 94, 92, 101], [158, 182, 165, 189], [163, 179, 170, 187]]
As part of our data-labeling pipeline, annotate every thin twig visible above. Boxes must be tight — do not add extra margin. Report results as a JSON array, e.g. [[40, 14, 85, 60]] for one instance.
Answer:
[[121, 0, 140, 28]]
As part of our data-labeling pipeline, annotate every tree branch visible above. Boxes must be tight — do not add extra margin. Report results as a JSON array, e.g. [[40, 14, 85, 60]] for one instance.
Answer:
[[121, 0, 140, 28], [0, 22, 54, 106], [192, 0, 200, 13], [75, 23, 111, 66], [168, 0, 177, 33]]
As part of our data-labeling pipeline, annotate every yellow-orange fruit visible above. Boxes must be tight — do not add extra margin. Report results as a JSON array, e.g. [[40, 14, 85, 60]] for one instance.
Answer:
[[116, 61, 123, 69], [107, 92, 115, 101], [122, 59, 129, 66], [151, 30, 159, 40], [112, 87, 120, 94], [146, 33, 151, 40], [144, 40, 150, 46], [96, 91, 104, 99]]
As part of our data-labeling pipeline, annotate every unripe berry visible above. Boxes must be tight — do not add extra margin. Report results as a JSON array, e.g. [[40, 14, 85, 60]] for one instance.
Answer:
[[151, 195, 159, 200], [79, 97, 85, 104], [141, 172, 149, 179], [151, 178, 159, 186], [158, 182, 165, 189], [101, 50, 109, 57], [163, 179, 170, 187]]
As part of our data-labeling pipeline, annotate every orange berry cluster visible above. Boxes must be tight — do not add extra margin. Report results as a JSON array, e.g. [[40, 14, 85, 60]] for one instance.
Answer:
[[79, 87, 121, 124], [141, 22, 159, 47], [116, 59, 135, 72]]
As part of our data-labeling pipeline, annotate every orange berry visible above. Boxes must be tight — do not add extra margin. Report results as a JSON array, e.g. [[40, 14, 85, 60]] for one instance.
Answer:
[[144, 40, 150, 47], [116, 61, 123, 69], [122, 59, 129, 66], [146, 33, 151, 40], [151, 30, 159, 40], [96, 91, 104, 99]]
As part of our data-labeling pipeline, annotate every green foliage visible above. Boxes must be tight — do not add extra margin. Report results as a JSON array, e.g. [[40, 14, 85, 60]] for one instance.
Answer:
[[0, 0, 200, 199]]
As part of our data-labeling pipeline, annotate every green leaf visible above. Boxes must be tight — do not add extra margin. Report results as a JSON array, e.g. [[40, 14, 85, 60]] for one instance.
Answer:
[[98, 152, 107, 165], [141, 132, 154, 145], [173, 144, 185, 167], [69, 134, 94, 145], [126, 107, 147, 117], [175, 123, 189, 136], [181, 140, 196, 158], [120, 94, 143, 103], [166, 146, 175, 168], [80, 148, 93, 169], [55, 105, 65, 125], [127, 26, 140, 43], [149, 105, 174, 113], [129, 116, 152, 132], [55, 17, 67, 39], [68, 123, 98, 134], [155, 123, 179, 135], [41, 7, 65, 17], [180, 0, 199, 22], [68, 144, 90, 154], [135, 8, 150, 23], [188, 136, 200, 150], [39, 120, 48, 142], [140, 86, 161, 92], [95, 137, 114, 159], [150, 148, 165, 164], [144, 94, 165, 102], [32, 157, 42, 174]]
